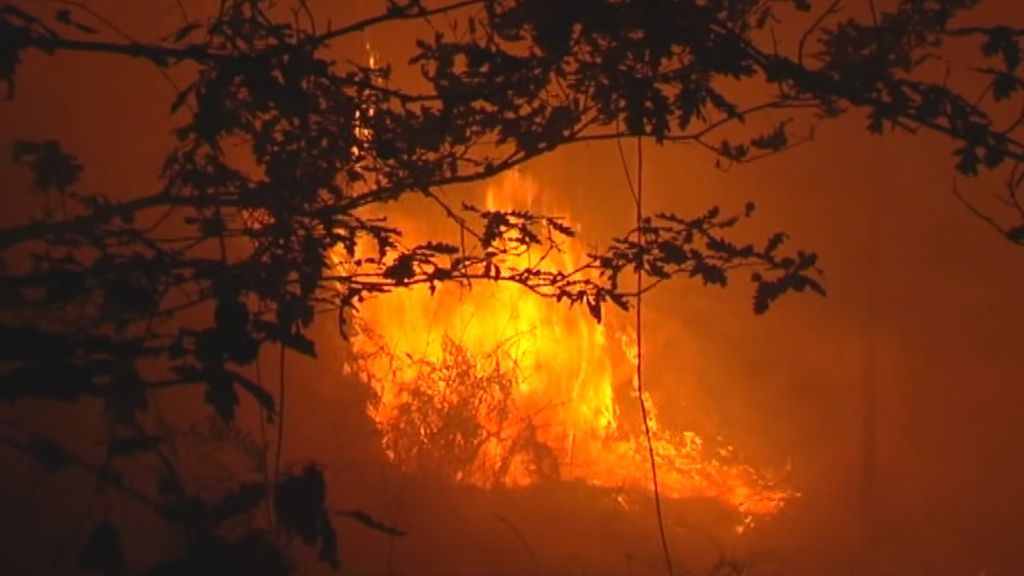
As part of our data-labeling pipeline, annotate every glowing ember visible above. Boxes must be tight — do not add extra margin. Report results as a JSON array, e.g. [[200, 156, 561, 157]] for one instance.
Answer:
[[344, 171, 796, 526]]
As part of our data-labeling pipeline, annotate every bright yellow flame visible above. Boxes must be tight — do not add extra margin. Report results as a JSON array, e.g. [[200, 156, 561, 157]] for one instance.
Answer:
[[344, 171, 796, 524]]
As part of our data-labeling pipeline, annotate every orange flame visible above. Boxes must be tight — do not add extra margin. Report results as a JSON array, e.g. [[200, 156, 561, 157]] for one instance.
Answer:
[[345, 171, 796, 527]]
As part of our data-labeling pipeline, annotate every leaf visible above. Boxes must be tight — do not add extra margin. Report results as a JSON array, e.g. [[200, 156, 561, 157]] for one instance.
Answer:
[[418, 241, 459, 255], [700, 265, 728, 287], [11, 140, 40, 160], [764, 232, 787, 255], [169, 81, 196, 113], [585, 295, 602, 323], [171, 22, 203, 43], [79, 520, 127, 576], [803, 275, 827, 297], [318, 519, 339, 568], [658, 241, 687, 264], [225, 332, 259, 365], [25, 436, 69, 472], [1006, 225, 1024, 243], [753, 280, 782, 315], [982, 26, 1021, 71], [11, 140, 84, 193], [143, 532, 292, 576], [205, 370, 238, 422], [991, 71, 1022, 101], [954, 145, 980, 176], [275, 465, 327, 543], [234, 373, 277, 416], [383, 253, 417, 284], [55, 9, 98, 34], [170, 362, 202, 382], [981, 142, 1006, 169], [281, 330, 316, 357], [749, 122, 789, 151], [275, 465, 339, 568], [107, 434, 161, 457], [719, 139, 748, 161], [159, 497, 208, 528], [215, 298, 250, 335], [336, 509, 406, 537], [104, 277, 158, 316], [212, 481, 266, 526], [867, 108, 886, 135], [547, 217, 576, 237]]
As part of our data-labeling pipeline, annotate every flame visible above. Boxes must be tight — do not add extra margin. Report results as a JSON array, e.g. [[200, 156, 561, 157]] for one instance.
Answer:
[[344, 171, 796, 525]]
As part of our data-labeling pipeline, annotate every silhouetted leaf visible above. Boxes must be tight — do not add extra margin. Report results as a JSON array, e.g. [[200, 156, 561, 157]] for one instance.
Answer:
[[234, 373, 276, 416], [990, 70, 1023, 101], [753, 280, 782, 315], [336, 509, 406, 537], [205, 370, 238, 422], [144, 531, 292, 576], [418, 241, 459, 255], [982, 26, 1021, 71], [585, 295, 602, 323], [79, 520, 127, 576], [171, 22, 203, 43], [383, 254, 416, 284], [764, 232, 787, 255], [215, 297, 249, 334], [955, 145, 980, 176], [159, 497, 209, 528], [22, 435, 67, 472], [750, 123, 789, 151], [108, 434, 161, 457], [106, 366, 149, 423], [11, 140, 83, 192], [212, 481, 266, 526], [275, 465, 338, 568], [170, 81, 196, 113], [55, 9, 98, 34]]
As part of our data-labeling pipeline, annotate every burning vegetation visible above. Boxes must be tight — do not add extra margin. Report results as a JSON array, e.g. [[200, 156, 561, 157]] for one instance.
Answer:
[[344, 172, 796, 531]]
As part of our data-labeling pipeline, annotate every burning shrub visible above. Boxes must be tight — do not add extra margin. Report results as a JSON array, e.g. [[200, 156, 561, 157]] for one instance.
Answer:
[[361, 334, 560, 487]]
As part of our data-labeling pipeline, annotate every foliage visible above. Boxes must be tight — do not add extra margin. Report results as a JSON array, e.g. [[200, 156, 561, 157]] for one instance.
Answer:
[[2, 0, 1023, 572], [365, 335, 560, 485]]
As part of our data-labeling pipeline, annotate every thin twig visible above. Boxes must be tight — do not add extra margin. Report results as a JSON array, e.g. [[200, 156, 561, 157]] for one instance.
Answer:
[[630, 135, 675, 576], [615, 121, 639, 207], [173, 0, 189, 24], [274, 342, 286, 490], [314, 0, 483, 45], [494, 514, 543, 576], [256, 354, 275, 526], [798, 0, 842, 66], [952, 178, 1011, 239]]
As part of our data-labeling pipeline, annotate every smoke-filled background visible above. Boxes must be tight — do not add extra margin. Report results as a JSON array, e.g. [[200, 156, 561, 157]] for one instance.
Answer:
[[2, 1, 1023, 575]]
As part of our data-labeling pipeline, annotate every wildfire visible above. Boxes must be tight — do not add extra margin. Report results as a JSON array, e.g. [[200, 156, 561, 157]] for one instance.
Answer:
[[344, 171, 796, 527]]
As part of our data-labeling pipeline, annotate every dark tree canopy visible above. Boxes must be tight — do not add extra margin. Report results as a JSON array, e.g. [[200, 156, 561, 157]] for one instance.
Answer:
[[1, 0, 1022, 573]]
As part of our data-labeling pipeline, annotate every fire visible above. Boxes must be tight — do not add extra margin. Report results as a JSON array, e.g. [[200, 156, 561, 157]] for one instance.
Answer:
[[344, 171, 796, 526]]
